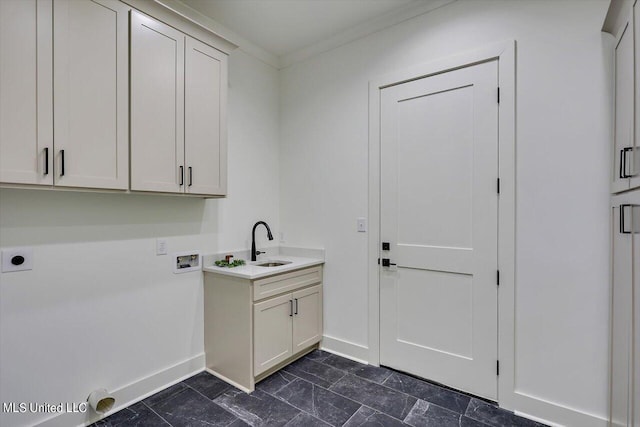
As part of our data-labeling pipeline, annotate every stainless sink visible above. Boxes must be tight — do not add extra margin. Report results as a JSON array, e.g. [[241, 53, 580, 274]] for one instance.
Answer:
[[254, 261, 292, 267]]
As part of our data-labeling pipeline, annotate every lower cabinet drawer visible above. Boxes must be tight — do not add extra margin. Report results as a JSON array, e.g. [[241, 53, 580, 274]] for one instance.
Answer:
[[253, 266, 322, 302]]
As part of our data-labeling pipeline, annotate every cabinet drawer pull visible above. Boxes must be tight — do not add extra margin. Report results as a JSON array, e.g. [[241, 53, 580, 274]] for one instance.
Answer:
[[179, 166, 184, 186], [289, 300, 293, 317], [620, 204, 639, 234], [188, 166, 193, 187], [60, 150, 65, 177], [620, 147, 633, 178], [294, 298, 298, 315], [44, 147, 49, 175]]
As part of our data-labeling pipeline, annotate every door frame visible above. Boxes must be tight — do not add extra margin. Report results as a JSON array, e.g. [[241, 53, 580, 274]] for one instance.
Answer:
[[367, 40, 516, 407]]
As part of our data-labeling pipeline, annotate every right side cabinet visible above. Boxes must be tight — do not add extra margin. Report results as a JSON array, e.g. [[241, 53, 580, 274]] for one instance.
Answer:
[[610, 0, 640, 193], [610, 193, 640, 427], [605, 2, 640, 426]]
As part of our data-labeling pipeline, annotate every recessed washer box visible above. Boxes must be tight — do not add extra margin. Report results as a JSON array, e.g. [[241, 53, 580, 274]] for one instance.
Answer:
[[173, 251, 201, 274]]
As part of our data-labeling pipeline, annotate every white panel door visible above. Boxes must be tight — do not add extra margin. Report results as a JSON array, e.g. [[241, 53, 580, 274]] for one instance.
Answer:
[[380, 60, 499, 399], [0, 0, 52, 185], [53, 0, 129, 189], [185, 37, 227, 196], [613, 21, 634, 193], [610, 203, 635, 427], [253, 294, 293, 376], [292, 285, 322, 353], [131, 10, 185, 193]]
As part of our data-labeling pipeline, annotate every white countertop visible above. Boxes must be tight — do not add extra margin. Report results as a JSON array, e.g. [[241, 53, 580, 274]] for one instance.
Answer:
[[203, 255, 324, 280]]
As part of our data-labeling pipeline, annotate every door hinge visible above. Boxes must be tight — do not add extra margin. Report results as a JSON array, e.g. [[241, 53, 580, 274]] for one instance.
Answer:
[[496, 360, 500, 376], [497, 178, 500, 194], [497, 270, 500, 286], [497, 87, 500, 104]]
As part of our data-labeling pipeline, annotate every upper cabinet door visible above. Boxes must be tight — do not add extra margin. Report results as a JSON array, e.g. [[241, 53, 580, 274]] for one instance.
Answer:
[[131, 11, 185, 193], [613, 21, 634, 193], [53, 0, 129, 189], [185, 37, 228, 196], [633, 3, 640, 191], [0, 0, 53, 186]]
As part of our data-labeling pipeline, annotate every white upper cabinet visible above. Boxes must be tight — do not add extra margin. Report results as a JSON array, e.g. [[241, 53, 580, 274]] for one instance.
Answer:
[[613, 20, 634, 193], [0, 0, 53, 186], [53, 0, 129, 189], [1, 0, 128, 190], [607, 0, 640, 193], [185, 37, 228, 196], [131, 10, 228, 196], [2, 0, 231, 196], [633, 1, 640, 190], [130, 10, 185, 193]]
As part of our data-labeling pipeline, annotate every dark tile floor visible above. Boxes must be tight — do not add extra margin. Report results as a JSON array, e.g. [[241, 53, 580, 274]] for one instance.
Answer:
[[93, 350, 548, 427]]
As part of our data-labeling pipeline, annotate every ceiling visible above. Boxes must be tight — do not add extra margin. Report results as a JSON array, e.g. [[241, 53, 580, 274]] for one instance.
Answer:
[[179, 0, 420, 57]]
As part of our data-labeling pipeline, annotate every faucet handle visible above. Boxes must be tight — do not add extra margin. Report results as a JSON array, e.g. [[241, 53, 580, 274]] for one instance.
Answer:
[[255, 250, 265, 256]]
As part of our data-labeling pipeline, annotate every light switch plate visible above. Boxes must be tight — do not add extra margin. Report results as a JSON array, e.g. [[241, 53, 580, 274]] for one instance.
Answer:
[[156, 238, 167, 255], [357, 217, 367, 232], [2, 247, 33, 273]]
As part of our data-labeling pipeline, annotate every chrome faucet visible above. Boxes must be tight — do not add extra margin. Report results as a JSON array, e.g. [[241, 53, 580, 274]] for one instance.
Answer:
[[251, 221, 274, 261]]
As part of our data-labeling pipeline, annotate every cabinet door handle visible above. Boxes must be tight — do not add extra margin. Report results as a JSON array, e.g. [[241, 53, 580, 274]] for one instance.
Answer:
[[620, 204, 639, 234], [44, 147, 49, 175], [60, 150, 65, 177], [294, 298, 298, 315], [188, 167, 193, 187], [620, 147, 633, 178], [289, 300, 293, 317], [179, 166, 184, 186]]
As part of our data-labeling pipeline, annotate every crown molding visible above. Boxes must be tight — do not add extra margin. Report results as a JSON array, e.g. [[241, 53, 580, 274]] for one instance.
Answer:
[[280, 0, 457, 69], [158, 0, 281, 68]]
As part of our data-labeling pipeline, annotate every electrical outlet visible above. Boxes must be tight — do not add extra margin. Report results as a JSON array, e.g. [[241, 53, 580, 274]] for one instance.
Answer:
[[156, 238, 167, 255], [2, 247, 33, 273]]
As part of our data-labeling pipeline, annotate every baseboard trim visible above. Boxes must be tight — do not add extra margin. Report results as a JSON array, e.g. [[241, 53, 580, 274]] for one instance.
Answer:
[[205, 368, 252, 394], [510, 390, 608, 427], [320, 335, 369, 364], [35, 353, 205, 427]]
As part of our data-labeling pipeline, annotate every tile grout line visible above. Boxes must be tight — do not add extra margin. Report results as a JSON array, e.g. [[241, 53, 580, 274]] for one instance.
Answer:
[[280, 357, 502, 425], [314, 356, 497, 424], [140, 400, 174, 427], [273, 367, 415, 423], [178, 380, 244, 426]]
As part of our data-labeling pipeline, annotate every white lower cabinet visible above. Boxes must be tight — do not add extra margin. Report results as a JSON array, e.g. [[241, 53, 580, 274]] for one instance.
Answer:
[[254, 284, 323, 376], [610, 190, 640, 427], [204, 266, 323, 392]]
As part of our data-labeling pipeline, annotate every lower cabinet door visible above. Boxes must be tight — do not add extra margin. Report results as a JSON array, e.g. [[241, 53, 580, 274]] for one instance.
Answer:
[[292, 285, 323, 353], [611, 203, 634, 427], [254, 293, 293, 376], [631, 203, 640, 427]]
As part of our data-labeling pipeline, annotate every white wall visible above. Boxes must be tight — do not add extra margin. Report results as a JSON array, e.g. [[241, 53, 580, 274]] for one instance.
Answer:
[[279, 0, 611, 424], [0, 49, 280, 427]]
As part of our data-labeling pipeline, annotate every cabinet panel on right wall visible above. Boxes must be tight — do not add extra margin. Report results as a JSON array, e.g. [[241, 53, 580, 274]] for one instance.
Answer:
[[613, 20, 634, 193]]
